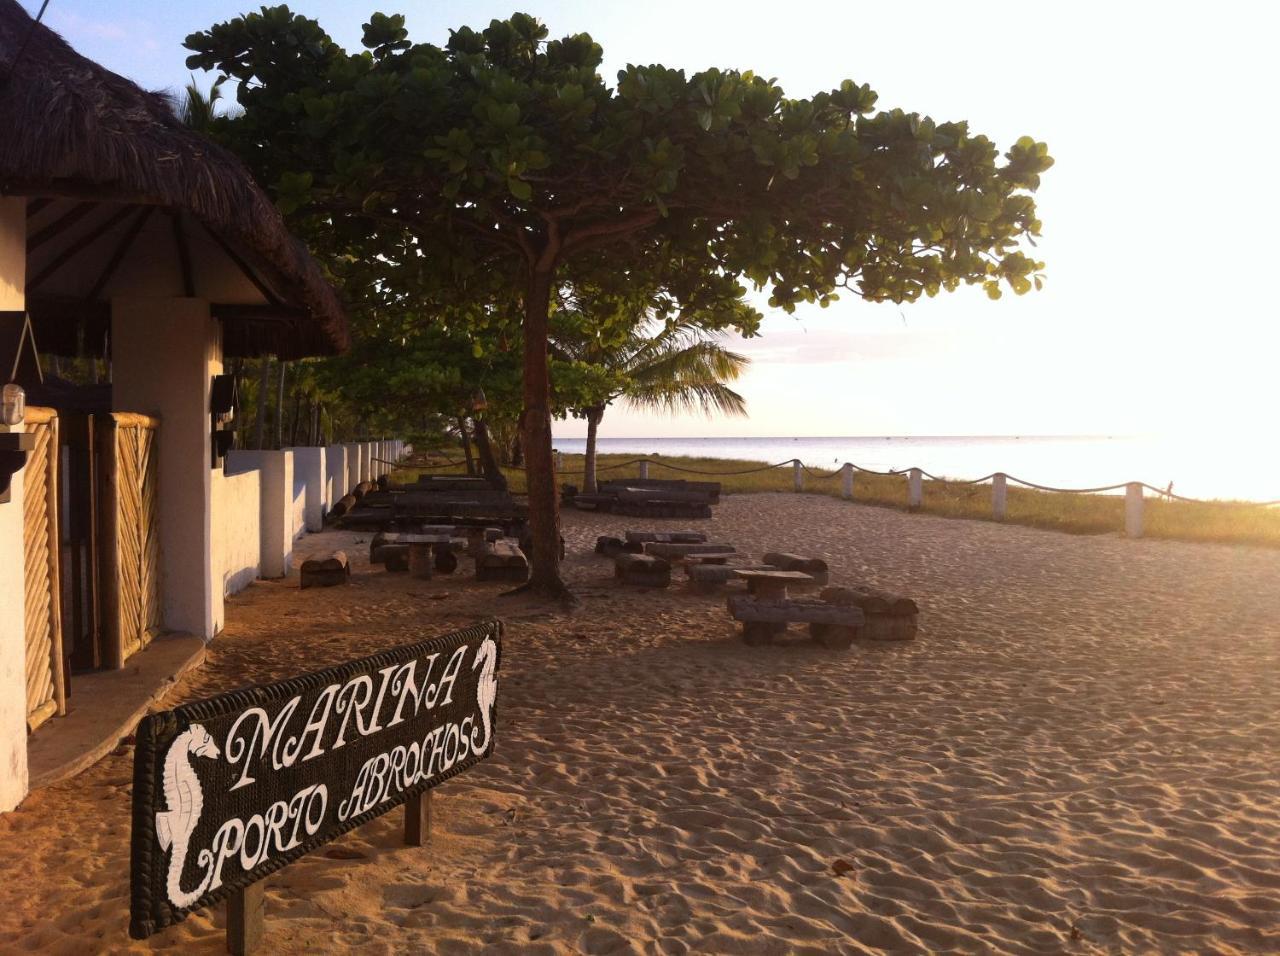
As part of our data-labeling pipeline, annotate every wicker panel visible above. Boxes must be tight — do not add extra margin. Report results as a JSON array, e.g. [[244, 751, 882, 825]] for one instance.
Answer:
[[22, 410, 64, 730], [102, 414, 162, 666]]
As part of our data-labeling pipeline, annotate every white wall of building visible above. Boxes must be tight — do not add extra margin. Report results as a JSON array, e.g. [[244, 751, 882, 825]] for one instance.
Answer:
[[0, 197, 28, 811], [113, 297, 222, 639]]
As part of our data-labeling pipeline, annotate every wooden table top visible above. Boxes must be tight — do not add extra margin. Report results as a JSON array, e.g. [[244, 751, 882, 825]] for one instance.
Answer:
[[733, 570, 814, 582]]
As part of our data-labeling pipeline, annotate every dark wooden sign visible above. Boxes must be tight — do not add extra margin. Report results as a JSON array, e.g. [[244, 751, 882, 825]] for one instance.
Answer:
[[129, 621, 502, 940]]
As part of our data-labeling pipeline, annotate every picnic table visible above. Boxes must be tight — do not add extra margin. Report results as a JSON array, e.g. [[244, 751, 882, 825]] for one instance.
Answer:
[[397, 533, 466, 576], [733, 569, 815, 600]]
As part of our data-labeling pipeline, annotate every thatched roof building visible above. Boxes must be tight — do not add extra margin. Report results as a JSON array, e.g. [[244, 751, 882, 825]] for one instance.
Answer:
[[0, 0, 348, 358]]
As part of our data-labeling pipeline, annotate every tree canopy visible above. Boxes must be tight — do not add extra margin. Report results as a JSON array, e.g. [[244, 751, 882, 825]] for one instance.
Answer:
[[187, 7, 1052, 598]]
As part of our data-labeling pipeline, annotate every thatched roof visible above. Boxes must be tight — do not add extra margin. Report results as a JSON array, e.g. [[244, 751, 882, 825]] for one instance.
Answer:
[[0, 0, 348, 359]]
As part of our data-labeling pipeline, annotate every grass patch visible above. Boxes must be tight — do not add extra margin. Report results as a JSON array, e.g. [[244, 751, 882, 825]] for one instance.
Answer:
[[394, 452, 1280, 548]]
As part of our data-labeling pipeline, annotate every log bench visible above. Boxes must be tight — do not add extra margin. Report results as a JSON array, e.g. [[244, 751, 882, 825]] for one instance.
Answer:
[[300, 551, 350, 589], [369, 531, 399, 564], [614, 553, 672, 588], [476, 540, 530, 583], [595, 535, 625, 557], [727, 593, 865, 648], [761, 552, 829, 586], [820, 586, 919, 641], [381, 544, 410, 573]]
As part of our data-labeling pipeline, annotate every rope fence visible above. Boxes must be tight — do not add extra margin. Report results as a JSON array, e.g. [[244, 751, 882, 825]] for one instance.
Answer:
[[397, 449, 1279, 540]]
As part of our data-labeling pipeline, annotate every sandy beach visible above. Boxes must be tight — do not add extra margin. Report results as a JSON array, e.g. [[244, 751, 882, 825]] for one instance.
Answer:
[[2, 493, 1278, 954]]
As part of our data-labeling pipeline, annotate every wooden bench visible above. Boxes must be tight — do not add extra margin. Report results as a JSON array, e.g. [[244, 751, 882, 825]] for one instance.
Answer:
[[727, 593, 864, 648], [761, 552, 829, 586], [614, 553, 671, 588], [595, 535, 625, 557], [381, 544, 410, 573], [820, 586, 919, 641], [300, 551, 350, 589], [369, 531, 398, 564], [476, 540, 530, 583]]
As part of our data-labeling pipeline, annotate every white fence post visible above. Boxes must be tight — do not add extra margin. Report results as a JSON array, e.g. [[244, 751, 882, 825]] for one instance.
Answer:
[[639, 461, 649, 480], [907, 468, 923, 509], [992, 472, 1008, 520], [793, 459, 804, 492], [1125, 482, 1144, 538], [841, 462, 853, 500]]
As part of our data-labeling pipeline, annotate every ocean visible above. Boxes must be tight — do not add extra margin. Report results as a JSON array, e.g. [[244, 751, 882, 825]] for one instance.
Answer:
[[549, 435, 1278, 503]]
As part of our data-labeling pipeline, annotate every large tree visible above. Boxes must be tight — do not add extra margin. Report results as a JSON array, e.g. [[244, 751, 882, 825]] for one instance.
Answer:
[[187, 9, 1051, 600]]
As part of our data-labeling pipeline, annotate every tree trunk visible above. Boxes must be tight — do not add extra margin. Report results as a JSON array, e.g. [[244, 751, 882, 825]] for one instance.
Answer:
[[457, 415, 475, 476], [255, 357, 271, 449], [510, 431, 523, 468], [583, 405, 605, 494], [275, 360, 288, 449], [519, 266, 569, 599], [472, 416, 508, 491]]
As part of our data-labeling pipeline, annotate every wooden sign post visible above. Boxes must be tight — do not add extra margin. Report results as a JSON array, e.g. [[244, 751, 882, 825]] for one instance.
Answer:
[[129, 621, 502, 952]]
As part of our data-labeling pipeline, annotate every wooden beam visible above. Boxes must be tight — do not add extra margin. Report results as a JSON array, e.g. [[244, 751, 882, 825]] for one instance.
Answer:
[[25, 197, 51, 218], [27, 202, 95, 253], [212, 303, 308, 323], [170, 210, 196, 297], [86, 207, 153, 301], [199, 221, 283, 306], [1, 179, 166, 206], [27, 205, 136, 291], [404, 790, 432, 846], [227, 880, 265, 955]]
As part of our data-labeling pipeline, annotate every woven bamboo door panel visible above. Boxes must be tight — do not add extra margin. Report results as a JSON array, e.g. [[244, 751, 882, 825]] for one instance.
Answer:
[[22, 408, 66, 731], [99, 413, 162, 668], [137, 424, 162, 641]]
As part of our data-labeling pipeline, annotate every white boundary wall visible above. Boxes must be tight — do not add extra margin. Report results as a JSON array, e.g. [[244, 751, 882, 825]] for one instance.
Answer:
[[213, 466, 261, 598], [291, 447, 327, 532], [326, 444, 347, 505], [344, 442, 361, 492], [226, 450, 294, 578]]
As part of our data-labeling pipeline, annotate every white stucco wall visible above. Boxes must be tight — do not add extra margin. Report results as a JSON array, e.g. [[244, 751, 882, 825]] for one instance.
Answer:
[[325, 444, 347, 506], [113, 297, 222, 639], [344, 442, 361, 491], [0, 197, 28, 811], [226, 449, 294, 578], [291, 447, 327, 532], [0, 446, 26, 813], [212, 467, 260, 600], [291, 468, 306, 541]]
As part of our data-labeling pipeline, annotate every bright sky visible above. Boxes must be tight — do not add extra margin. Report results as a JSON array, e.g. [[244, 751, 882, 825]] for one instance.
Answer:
[[34, 0, 1280, 439]]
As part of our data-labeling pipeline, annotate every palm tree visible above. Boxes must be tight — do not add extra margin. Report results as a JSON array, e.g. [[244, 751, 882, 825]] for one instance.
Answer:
[[555, 317, 749, 493], [173, 75, 225, 131]]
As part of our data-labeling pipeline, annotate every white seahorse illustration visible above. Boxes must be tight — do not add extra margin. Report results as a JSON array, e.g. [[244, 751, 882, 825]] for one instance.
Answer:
[[471, 636, 499, 754], [155, 724, 221, 908]]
